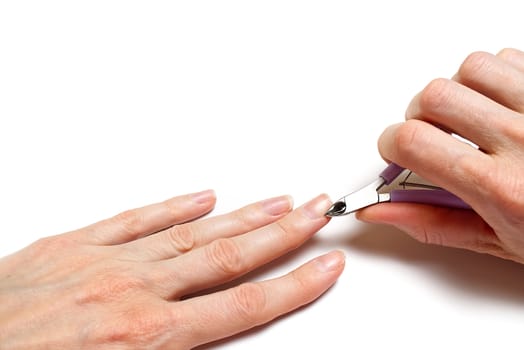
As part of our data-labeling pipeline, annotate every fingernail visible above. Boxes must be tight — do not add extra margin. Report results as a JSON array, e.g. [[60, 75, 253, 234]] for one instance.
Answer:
[[302, 194, 332, 219], [192, 189, 216, 204], [261, 195, 293, 216], [354, 211, 375, 223], [315, 250, 345, 273]]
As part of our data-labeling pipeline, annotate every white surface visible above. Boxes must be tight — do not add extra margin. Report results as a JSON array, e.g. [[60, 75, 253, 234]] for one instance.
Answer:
[[1, 1, 524, 349]]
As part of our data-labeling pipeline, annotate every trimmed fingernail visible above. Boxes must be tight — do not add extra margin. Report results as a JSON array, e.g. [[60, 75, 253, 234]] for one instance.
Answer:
[[192, 189, 216, 204], [302, 194, 332, 219], [315, 250, 345, 273], [261, 195, 293, 216]]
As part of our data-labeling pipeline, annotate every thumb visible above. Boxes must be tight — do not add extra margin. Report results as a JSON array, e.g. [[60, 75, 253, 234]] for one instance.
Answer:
[[356, 203, 503, 258]]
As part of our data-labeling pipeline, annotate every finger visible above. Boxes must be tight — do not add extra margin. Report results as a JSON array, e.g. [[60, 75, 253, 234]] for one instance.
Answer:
[[405, 78, 520, 153], [356, 203, 513, 259], [174, 250, 345, 348], [71, 190, 216, 245], [151, 194, 332, 299], [452, 51, 524, 113], [496, 48, 524, 73], [120, 195, 293, 261], [378, 120, 492, 209]]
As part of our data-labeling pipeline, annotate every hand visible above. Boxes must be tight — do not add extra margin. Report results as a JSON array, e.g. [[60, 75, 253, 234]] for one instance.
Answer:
[[357, 48, 524, 264], [0, 190, 344, 349]]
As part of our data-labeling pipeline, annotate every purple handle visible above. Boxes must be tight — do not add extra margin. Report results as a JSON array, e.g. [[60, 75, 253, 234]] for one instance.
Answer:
[[379, 163, 405, 185], [390, 189, 471, 209]]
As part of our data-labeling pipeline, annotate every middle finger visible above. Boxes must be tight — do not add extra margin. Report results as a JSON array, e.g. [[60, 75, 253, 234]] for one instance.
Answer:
[[454, 50, 524, 113], [405, 78, 520, 153]]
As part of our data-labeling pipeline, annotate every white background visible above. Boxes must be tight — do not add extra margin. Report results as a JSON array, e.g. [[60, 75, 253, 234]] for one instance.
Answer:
[[1, 1, 524, 349]]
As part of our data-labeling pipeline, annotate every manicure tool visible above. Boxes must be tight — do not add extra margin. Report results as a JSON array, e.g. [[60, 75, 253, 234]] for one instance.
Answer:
[[325, 163, 471, 217]]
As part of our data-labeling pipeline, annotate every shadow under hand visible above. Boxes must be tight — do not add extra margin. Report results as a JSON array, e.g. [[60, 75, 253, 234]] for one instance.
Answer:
[[345, 222, 524, 304]]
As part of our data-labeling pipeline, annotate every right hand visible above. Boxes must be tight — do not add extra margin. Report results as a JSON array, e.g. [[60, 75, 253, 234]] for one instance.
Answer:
[[357, 48, 524, 264]]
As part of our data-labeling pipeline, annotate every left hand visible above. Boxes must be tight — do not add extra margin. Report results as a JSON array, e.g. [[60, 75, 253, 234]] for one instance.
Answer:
[[0, 190, 343, 349]]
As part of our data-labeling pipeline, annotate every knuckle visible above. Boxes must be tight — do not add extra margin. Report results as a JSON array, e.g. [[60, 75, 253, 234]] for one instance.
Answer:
[[28, 235, 74, 258], [489, 167, 524, 220], [162, 198, 182, 220], [76, 269, 146, 305], [31, 236, 61, 252], [289, 268, 311, 295], [32, 236, 55, 250], [206, 238, 244, 276], [454, 154, 493, 189], [166, 224, 195, 253], [26, 237, 98, 276], [499, 119, 524, 142], [113, 209, 143, 237], [272, 219, 301, 249], [91, 306, 176, 345], [393, 120, 426, 159], [232, 207, 256, 229], [231, 282, 267, 323], [453, 156, 524, 221], [458, 51, 493, 82], [496, 47, 518, 60], [418, 78, 454, 113]]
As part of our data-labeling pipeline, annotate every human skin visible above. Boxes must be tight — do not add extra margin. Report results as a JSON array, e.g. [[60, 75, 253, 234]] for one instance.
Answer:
[[357, 48, 524, 264], [0, 191, 344, 349]]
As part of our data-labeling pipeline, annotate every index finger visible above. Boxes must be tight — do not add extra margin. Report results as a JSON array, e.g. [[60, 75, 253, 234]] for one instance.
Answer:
[[378, 120, 492, 211]]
